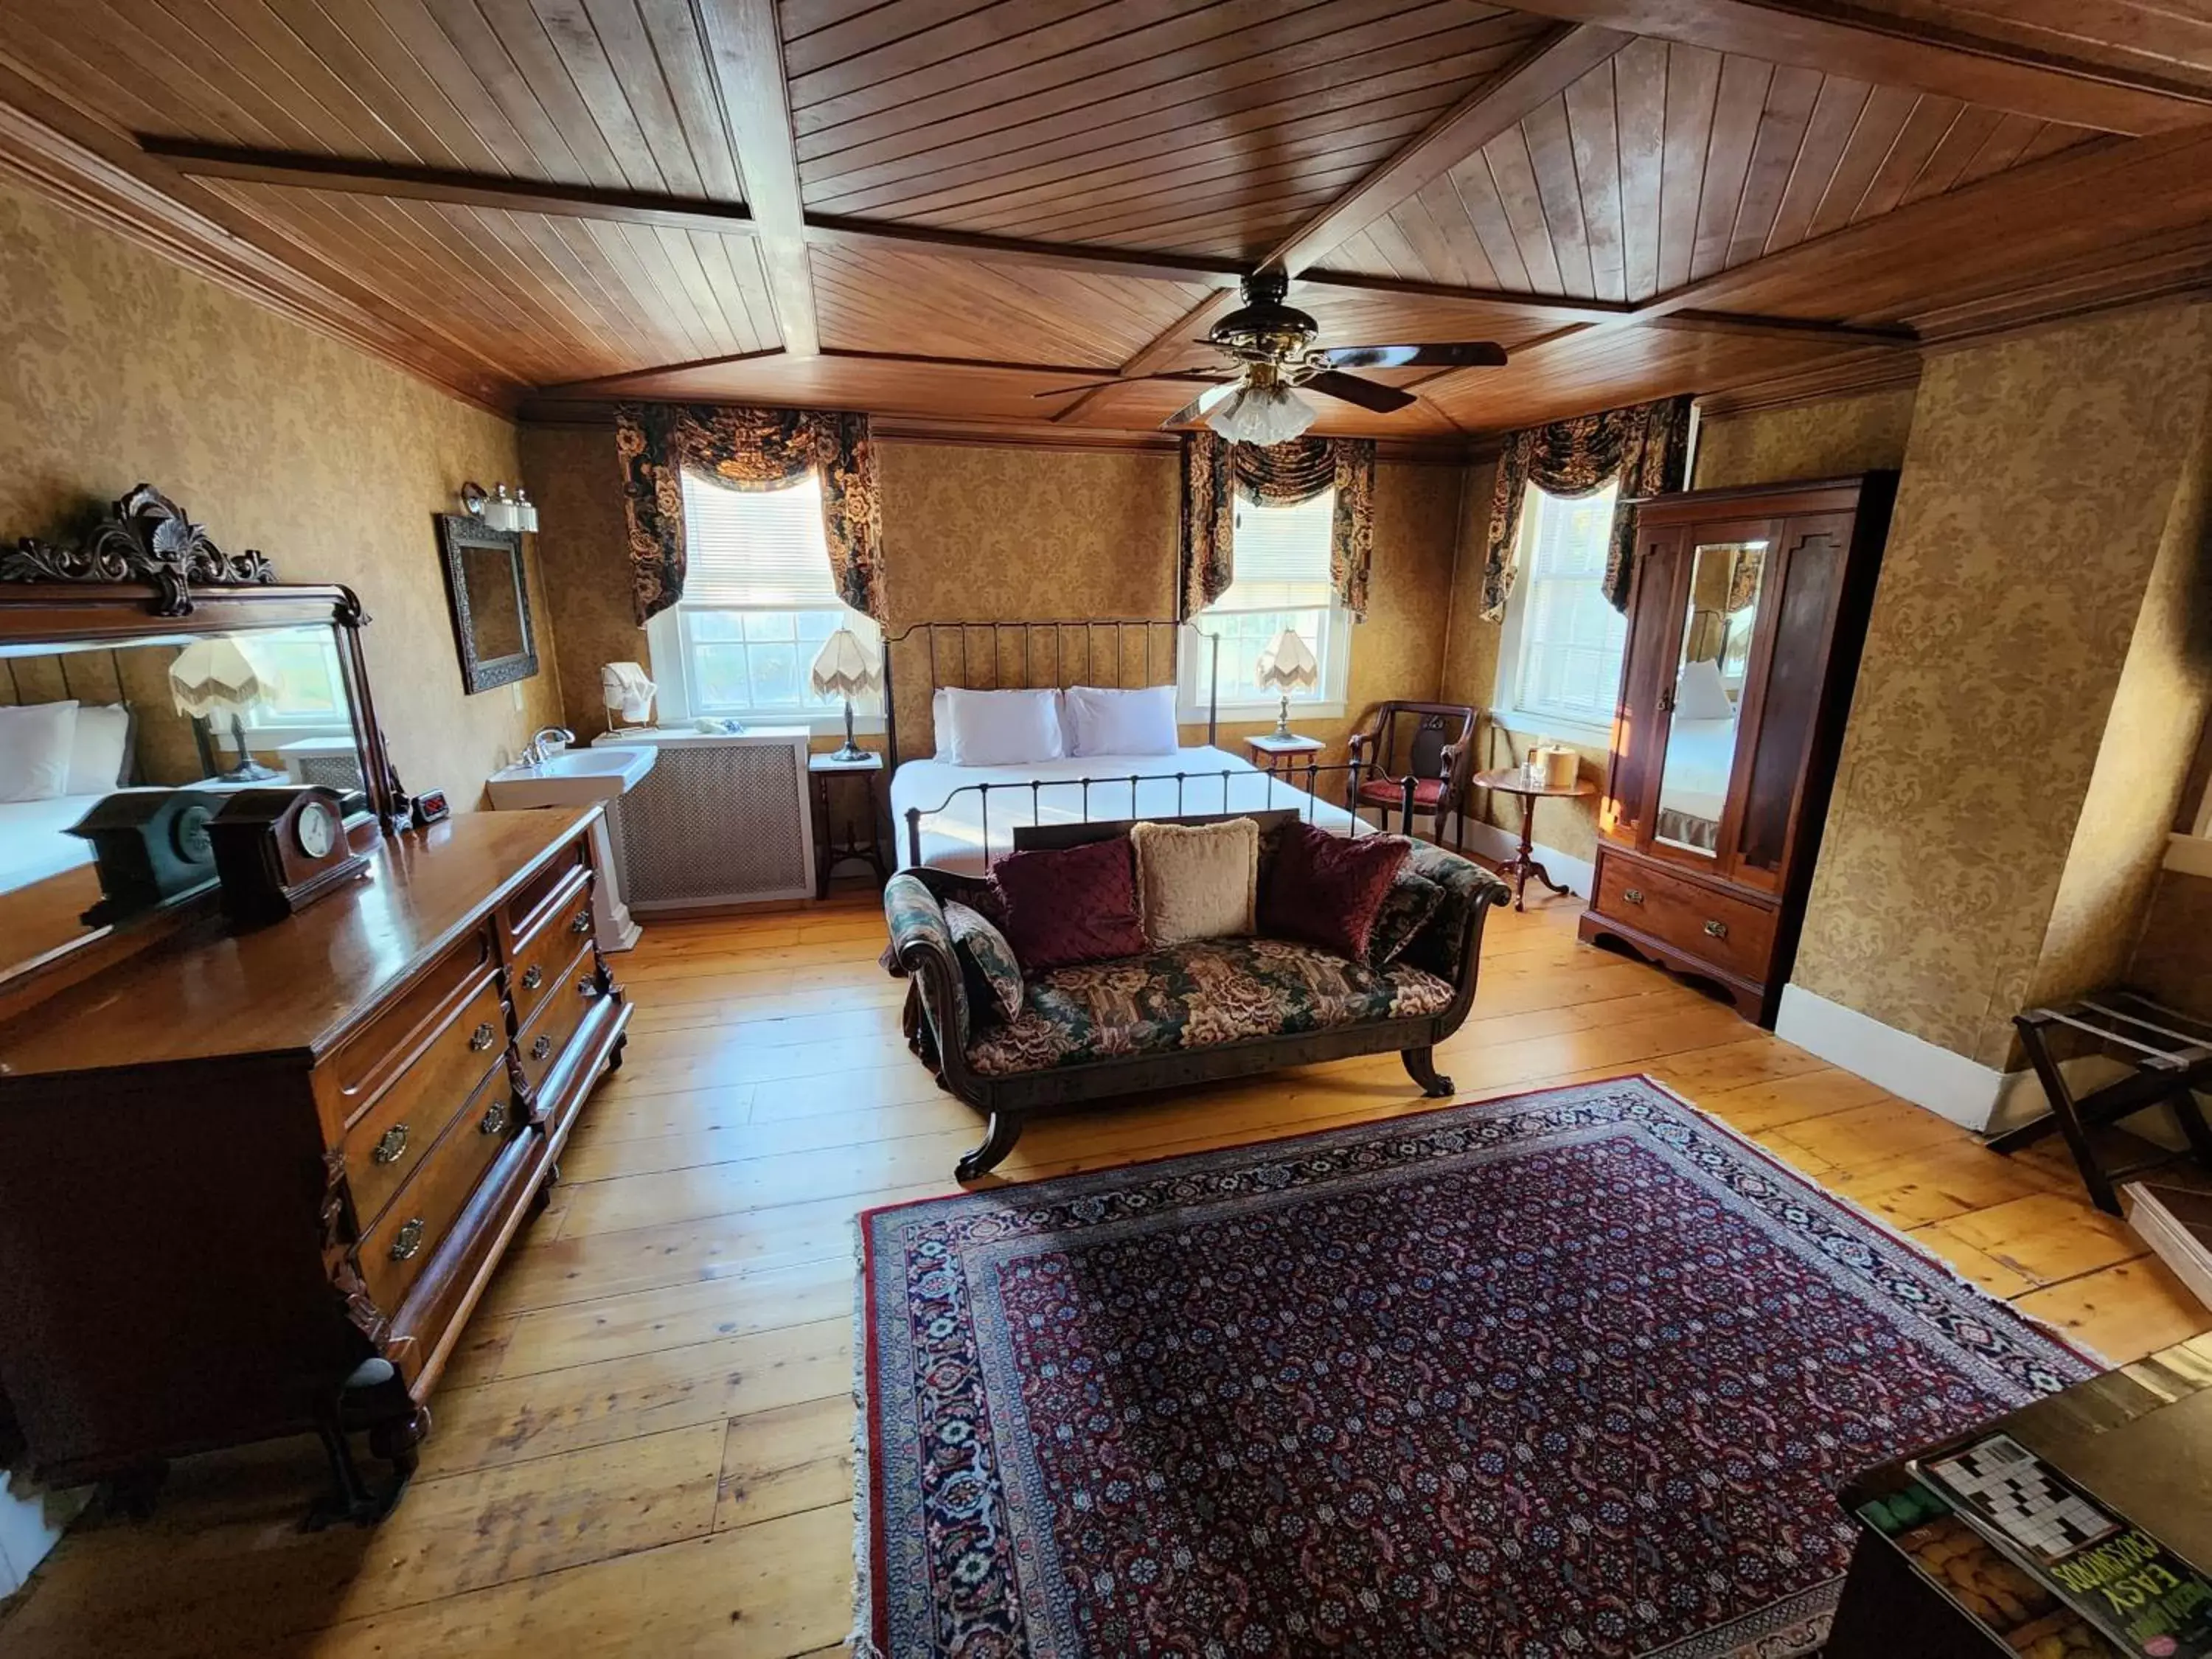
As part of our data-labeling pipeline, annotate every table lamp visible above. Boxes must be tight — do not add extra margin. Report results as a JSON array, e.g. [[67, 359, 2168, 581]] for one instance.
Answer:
[[1254, 628, 1318, 740], [169, 635, 284, 782], [809, 627, 881, 762]]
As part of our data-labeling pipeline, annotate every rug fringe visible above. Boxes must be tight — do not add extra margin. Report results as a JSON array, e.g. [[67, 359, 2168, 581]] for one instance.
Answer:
[[849, 1217, 884, 1659]]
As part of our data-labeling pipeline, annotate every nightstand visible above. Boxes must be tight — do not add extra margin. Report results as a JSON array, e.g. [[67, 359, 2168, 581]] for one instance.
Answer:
[[808, 751, 888, 899], [1246, 732, 1324, 779]]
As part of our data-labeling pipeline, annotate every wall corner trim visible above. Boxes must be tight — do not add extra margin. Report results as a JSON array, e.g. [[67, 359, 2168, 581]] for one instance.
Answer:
[[1773, 983, 2012, 1132]]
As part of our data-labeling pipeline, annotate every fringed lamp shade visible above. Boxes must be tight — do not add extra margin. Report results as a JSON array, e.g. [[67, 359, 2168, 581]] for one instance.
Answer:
[[169, 636, 276, 718], [1255, 628, 1319, 740], [810, 626, 882, 762]]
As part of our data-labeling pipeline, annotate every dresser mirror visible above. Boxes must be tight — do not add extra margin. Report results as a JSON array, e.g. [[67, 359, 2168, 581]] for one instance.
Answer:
[[1653, 537, 1768, 858], [0, 485, 399, 994]]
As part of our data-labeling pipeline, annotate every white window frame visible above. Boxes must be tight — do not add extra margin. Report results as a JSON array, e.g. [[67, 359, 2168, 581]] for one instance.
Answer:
[[1491, 481, 1626, 745], [1177, 490, 1353, 723], [644, 470, 883, 734], [2168, 770, 2212, 876], [223, 629, 356, 751]]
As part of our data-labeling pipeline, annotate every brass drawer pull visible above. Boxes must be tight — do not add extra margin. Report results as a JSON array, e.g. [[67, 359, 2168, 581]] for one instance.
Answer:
[[568, 909, 592, 934], [479, 1100, 509, 1137], [521, 964, 543, 992], [1704, 919, 1729, 939], [1621, 886, 1644, 905], [469, 1020, 497, 1051], [389, 1217, 425, 1262], [371, 1124, 409, 1165], [531, 1034, 553, 1061]]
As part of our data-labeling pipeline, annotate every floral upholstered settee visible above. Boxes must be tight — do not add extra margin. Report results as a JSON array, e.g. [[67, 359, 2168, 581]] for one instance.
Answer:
[[883, 823, 1508, 1180]]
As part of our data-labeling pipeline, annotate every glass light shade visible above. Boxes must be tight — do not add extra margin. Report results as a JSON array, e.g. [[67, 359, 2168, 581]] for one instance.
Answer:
[[516, 490, 540, 532], [483, 485, 523, 533], [1206, 383, 1315, 446], [809, 627, 883, 699], [169, 636, 278, 718], [1254, 627, 1320, 692]]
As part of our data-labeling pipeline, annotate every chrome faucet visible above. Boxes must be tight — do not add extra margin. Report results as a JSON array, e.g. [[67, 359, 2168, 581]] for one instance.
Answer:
[[521, 726, 574, 767]]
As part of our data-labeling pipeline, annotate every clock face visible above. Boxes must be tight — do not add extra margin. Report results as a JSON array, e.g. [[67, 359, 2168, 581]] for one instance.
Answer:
[[171, 800, 215, 863], [296, 799, 338, 860]]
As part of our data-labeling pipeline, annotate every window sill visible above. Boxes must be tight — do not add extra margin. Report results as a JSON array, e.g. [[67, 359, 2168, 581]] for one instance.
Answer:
[[668, 711, 886, 737], [2166, 831, 2212, 879], [1182, 700, 1347, 724], [1489, 708, 1613, 750]]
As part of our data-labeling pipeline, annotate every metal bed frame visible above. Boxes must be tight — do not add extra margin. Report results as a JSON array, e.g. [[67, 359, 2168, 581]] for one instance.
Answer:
[[879, 617, 1425, 868]]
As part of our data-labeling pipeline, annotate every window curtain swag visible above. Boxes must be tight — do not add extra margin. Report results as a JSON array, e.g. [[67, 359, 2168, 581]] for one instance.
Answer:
[[616, 401, 885, 626], [1477, 396, 1691, 623], [1178, 431, 1377, 622]]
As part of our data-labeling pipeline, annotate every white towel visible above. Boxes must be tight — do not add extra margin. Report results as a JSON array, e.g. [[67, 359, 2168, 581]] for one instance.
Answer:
[[601, 661, 656, 723]]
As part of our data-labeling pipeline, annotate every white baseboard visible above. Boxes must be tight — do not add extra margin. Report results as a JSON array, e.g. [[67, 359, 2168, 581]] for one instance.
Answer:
[[1774, 984, 2014, 1131], [1449, 817, 1594, 899]]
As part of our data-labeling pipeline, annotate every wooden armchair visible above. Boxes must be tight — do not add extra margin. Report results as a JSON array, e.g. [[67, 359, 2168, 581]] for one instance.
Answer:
[[1346, 701, 1478, 843]]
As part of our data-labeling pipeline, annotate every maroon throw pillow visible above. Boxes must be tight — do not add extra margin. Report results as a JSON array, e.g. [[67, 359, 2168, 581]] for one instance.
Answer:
[[992, 837, 1148, 971], [1258, 823, 1413, 961]]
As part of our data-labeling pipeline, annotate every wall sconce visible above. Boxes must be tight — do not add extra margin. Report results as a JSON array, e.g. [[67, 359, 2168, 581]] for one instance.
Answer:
[[459, 480, 540, 534]]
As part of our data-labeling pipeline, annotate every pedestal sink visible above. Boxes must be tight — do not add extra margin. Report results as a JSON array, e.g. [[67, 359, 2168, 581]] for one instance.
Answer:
[[487, 746, 655, 950]]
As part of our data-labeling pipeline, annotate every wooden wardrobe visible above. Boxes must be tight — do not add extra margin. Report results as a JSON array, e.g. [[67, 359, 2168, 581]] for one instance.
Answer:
[[1579, 475, 1895, 1025]]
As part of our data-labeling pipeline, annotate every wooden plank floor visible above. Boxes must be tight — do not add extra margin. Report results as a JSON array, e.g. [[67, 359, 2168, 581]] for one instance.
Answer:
[[3, 889, 2207, 1656]]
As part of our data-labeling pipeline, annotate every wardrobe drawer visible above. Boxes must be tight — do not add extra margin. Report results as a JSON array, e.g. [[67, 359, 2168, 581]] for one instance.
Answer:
[[517, 939, 604, 1096], [340, 973, 505, 1228], [1596, 856, 1777, 983], [327, 926, 497, 1133], [358, 1067, 519, 1314], [507, 868, 595, 1029]]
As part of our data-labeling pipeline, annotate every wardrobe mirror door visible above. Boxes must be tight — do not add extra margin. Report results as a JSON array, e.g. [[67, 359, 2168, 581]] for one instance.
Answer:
[[1653, 538, 1768, 858]]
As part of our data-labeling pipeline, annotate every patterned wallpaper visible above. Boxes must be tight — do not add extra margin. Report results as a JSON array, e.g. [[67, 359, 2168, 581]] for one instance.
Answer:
[[0, 182, 565, 809], [1792, 303, 2212, 1066], [521, 427, 1467, 778], [1690, 388, 1919, 493]]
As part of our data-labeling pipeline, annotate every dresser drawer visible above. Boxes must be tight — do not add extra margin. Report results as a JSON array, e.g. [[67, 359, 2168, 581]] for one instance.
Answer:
[[498, 838, 592, 959], [341, 970, 506, 1228], [1596, 855, 1777, 983], [358, 1066, 519, 1314], [517, 938, 605, 1097], [327, 926, 498, 1133], [507, 868, 595, 1029]]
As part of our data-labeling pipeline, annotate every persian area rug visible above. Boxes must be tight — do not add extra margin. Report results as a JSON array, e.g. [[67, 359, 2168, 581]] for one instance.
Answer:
[[855, 1077, 2097, 1659]]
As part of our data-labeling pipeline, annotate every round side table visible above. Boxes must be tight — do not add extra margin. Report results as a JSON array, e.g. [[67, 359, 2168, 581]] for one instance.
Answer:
[[1471, 766, 1596, 911]]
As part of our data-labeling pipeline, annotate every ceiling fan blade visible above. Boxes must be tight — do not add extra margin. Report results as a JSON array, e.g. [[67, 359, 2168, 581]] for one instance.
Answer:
[[1302, 370, 1418, 414], [1161, 380, 1240, 429], [1032, 370, 1228, 399], [1314, 342, 1509, 370]]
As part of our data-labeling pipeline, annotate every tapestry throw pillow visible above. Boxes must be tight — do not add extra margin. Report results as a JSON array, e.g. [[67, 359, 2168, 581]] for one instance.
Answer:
[[1062, 684, 1179, 757], [1129, 816, 1259, 947], [0, 699, 79, 804], [1366, 865, 1446, 967], [1258, 821, 1413, 961], [944, 900, 1026, 1023], [992, 836, 1148, 972]]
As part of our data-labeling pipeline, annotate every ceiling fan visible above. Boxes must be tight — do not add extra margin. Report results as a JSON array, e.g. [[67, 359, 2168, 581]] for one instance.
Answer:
[[1035, 268, 1506, 444]]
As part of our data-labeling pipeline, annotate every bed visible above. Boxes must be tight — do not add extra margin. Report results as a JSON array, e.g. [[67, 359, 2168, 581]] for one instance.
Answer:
[[1652, 715, 1739, 853], [881, 619, 1391, 876], [0, 793, 105, 891]]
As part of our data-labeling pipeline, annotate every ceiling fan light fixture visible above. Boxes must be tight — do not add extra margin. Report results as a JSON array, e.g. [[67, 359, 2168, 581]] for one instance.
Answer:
[[1206, 382, 1315, 447]]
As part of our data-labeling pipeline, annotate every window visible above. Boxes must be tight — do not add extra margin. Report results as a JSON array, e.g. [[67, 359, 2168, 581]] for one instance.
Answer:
[[1178, 490, 1352, 720], [1494, 481, 1625, 734], [647, 469, 880, 727]]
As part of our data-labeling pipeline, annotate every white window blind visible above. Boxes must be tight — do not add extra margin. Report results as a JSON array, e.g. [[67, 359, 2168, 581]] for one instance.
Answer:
[[679, 468, 840, 608], [1215, 490, 1333, 611], [1512, 483, 1626, 725]]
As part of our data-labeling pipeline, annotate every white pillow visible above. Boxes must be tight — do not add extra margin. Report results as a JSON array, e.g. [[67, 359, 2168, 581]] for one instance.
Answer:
[[1674, 658, 1735, 722], [0, 700, 79, 804], [935, 687, 1065, 766], [1062, 684, 1179, 757], [65, 703, 132, 794]]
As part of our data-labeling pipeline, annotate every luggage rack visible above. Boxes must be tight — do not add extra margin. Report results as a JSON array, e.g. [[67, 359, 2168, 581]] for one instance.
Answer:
[[1993, 989, 2212, 1214]]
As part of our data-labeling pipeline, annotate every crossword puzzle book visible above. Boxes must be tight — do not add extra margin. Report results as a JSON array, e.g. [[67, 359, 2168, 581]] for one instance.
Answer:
[[1911, 1433, 2212, 1658]]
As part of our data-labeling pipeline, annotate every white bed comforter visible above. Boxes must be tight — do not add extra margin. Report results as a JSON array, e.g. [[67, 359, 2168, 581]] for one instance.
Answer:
[[889, 745, 1371, 874], [0, 793, 105, 892]]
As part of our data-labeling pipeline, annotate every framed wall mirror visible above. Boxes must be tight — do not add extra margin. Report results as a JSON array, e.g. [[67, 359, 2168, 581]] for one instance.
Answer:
[[434, 512, 536, 694], [0, 484, 400, 998]]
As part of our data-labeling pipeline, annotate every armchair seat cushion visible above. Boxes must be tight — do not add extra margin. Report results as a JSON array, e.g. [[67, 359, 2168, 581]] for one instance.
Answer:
[[964, 936, 1453, 1077], [1355, 776, 1448, 809]]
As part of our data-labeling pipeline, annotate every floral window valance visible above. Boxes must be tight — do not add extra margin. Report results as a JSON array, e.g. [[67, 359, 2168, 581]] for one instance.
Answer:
[[1178, 431, 1377, 622], [1477, 396, 1691, 622], [615, 401, 885, 625]]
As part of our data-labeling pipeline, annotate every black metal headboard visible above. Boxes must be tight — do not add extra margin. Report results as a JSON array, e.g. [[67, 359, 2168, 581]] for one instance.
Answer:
[[880, 618, 1217, 768]]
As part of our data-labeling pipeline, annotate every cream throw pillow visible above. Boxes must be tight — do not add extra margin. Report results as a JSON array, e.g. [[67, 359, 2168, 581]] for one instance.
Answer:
[[1130, 817, 1258, 947]]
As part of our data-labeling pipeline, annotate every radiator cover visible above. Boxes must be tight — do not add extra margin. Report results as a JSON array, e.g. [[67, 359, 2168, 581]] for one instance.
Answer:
[[603, 730, 814, 910]]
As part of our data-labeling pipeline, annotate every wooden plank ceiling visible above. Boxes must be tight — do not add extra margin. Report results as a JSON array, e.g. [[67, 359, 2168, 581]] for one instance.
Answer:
[[0, 0, 2208, 439]]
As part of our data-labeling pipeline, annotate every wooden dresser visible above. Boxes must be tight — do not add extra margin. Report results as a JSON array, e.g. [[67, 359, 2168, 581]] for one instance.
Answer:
[[0, 806, 630, 1509], [1579, 476, 1894, 1024]]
